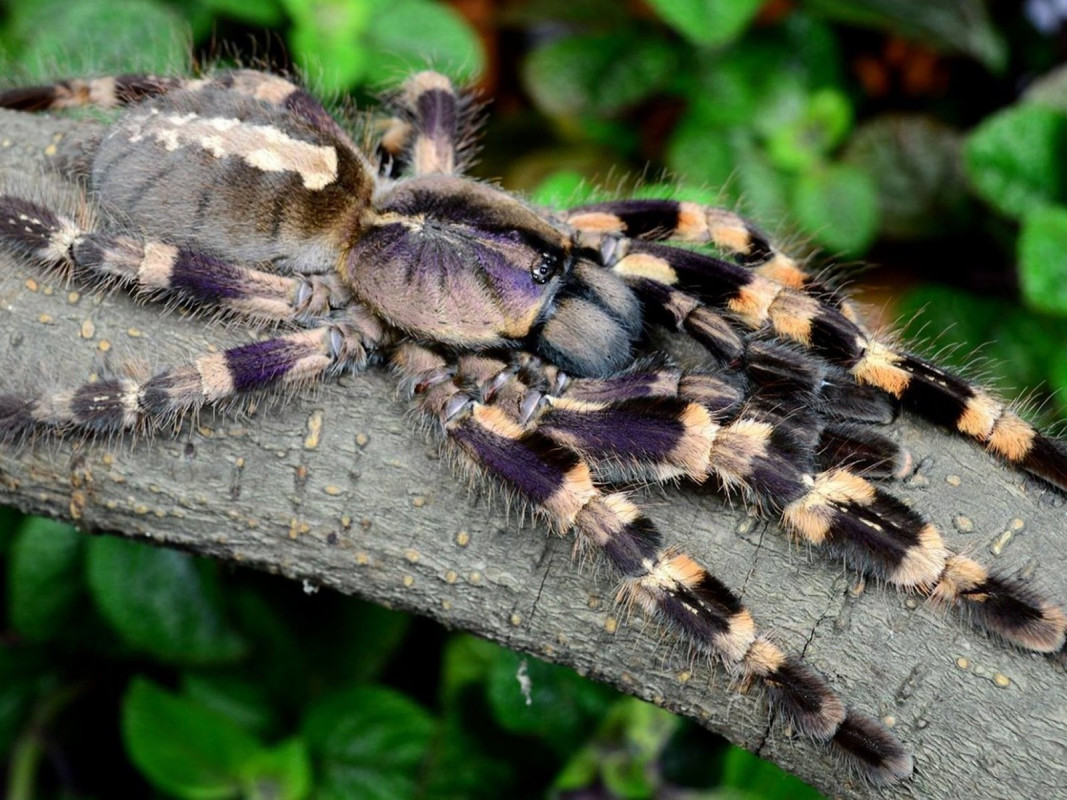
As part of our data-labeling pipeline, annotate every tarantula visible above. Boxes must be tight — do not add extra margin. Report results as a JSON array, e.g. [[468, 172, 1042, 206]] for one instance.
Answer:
[[0, 68, 1065, 785]]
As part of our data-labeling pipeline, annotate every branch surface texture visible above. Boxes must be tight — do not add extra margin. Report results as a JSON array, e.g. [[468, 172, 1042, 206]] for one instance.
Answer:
[[1, 108, 1065, 800]]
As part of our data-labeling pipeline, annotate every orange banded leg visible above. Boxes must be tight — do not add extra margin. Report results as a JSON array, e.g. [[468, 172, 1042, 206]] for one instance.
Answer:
[[396, 345, 912, 783], [597, 237, 1067, 493], [503, 357, 1067, 654], [564, 199, 845, 304]]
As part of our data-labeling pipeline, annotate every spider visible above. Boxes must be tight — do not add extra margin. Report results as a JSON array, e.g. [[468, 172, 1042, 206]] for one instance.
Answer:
[[0, 68, 1064, 786]]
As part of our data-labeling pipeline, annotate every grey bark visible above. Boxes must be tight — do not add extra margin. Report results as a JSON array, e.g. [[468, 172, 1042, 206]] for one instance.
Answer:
[[0, 108, 1065, 800]]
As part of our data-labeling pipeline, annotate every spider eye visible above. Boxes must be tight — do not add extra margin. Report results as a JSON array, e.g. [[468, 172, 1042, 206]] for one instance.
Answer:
[[532, 251, 562, 285]]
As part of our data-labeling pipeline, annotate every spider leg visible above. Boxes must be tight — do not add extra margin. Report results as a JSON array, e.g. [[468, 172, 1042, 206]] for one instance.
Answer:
[[497, 356, 1067, 655], [564, 199, 854, 316], [0, 69, 357, 150], [0, 321, 381, 440], [617, 273, 908, 480], [629, 276, 897, 425], [377, 71, 477, 177], [0, 74, 183, 111], [591, 236, 1067, 493], [0, 195, 351, 325], [395, 344, 912, 784]]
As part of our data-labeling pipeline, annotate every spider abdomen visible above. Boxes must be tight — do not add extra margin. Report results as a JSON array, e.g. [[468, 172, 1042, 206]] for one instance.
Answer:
[[91, 87, 373, 273]]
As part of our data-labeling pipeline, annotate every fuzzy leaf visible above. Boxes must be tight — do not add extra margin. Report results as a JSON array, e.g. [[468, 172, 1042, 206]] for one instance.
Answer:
[[720, 743, 825, 798], [896, 285, 1059, 395], [362, 0, 484, 86], [181, 673, 277, 738], [764, 87, 853, 171], [282, 0, 374, 90], [239, 738, 312, 800], [199, 0, 284, 27], [486, 650, 615, 757]]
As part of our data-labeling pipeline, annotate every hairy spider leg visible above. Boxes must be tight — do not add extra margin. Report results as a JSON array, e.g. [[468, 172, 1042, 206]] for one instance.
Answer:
[[0, 195, 352, 325], [614, 268, 910, 484], [0, 321, 378, 441], [431, 350, 1067, 657], [394, 343, 913, 784], [587, 236, 1067, 493], [0, 74, 183, 111], [565, 199, 852, 314], [377, 71, 478, 177], [0, 69, 357, 149], [502, 356, 1067, 655], [626, 274, 900, 427]]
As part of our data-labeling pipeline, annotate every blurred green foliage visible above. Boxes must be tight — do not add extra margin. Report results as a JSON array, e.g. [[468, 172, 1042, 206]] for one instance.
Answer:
[[2, 0, 1067, 798]]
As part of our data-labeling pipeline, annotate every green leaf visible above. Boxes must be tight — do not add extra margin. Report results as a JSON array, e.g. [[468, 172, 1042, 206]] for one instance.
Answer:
[[802, 0, 1007, 72], [7, 517, 84, 640], [646, 0, 762, 48], [523, 32, 677, 118], [720, 743, 825, 799], [122, 677, 261, 800], [964, 105, 1067, 219], [302, 685, 436, 800], [285, 0, 482, 92], [86, 537, 246, 665], [1049, 351, 1067, 417], [765, 87, 853, 172], [555, 698, 678, 797], [529, 171, 607, 208], [239, 738, 312, 800], [1019, 205, 1067, 316], [791, 162, 879, 256], [312, 598, 412, 685], [666, 115, 739, 189], [439, 634, 500, 708], [282, 0, 374, 90], [181, 673, 277, 737], [486, 650, 615, 756], [419, 713, 514, 800], [666, 123, 790, 227], [362, 0, 485, 87], [845, 114, 969, 239], [7, 0, 188, 77]]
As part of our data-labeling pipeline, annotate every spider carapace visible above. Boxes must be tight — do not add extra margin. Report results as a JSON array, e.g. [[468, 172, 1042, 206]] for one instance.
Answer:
[[1, 68, 1066, 785]]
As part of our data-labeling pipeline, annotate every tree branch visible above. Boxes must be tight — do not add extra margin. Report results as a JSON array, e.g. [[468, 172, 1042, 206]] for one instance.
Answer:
[[1, 108, 1065, 800]]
